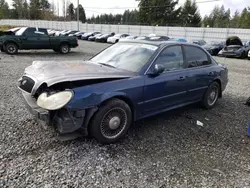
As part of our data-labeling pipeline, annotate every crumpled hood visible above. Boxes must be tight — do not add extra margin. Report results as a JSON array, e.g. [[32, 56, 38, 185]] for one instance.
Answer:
[[24, 60, 135, 90]]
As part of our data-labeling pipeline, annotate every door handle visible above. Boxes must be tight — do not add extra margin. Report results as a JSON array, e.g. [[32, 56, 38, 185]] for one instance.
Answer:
[[177, 76, 186, 81]]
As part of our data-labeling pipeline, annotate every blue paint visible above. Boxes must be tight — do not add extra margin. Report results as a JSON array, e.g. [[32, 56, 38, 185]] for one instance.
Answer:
[[248, 122, 250, 137]]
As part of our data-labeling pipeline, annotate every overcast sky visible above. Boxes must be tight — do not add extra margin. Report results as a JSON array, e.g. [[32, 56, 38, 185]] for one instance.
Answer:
[[6, 0, 250, 18]]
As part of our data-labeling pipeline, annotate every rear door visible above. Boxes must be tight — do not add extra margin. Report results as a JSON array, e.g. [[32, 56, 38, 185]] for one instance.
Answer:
[[142, 45, 188, 115], [183, 45, 216, 101]]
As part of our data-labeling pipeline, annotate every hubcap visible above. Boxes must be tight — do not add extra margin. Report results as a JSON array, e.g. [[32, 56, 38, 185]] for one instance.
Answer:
[[62, 46, 68, 53], [100, 107, 127, 139], [8, 45, 15, 53], [109, 116, 121, 130], [208, 87, 218, 106]]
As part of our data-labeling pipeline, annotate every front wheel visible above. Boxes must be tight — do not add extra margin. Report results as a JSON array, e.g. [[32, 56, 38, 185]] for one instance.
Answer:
[[59, 43, 70, 54], [5, 43, 18, 55], [89, 99, 132, 144], [202, 82, 220, 109]]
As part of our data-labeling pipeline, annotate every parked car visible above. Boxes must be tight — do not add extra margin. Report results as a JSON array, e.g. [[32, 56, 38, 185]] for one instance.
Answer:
[[0, 27, 78, 54], [71, 31, 84, 39], [135, 36, 150, 40], [218, 36, 250, 58], [81, 32, 100, 40], [88, 33, 102, 41], [61, 30, 78, 36], [192, 40, 206, 46], [107, 34, 129, 43], [18, 40, 228, 144], [95, 33, 115, 43], [203, 41, 225, 56], [125, 36, 137, 40], [148, 36, 169, 41], [169, 38, 187, 43]]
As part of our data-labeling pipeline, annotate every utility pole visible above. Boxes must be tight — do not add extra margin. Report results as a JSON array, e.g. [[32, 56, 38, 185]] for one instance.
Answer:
[[77, 0, 79, 30]]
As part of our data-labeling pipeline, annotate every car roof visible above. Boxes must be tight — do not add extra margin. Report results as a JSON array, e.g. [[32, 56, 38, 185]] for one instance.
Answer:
[[119, 39, 199, 47]]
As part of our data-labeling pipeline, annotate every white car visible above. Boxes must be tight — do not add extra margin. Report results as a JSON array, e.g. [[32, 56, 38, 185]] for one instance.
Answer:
[[107, 34, 129, 44]]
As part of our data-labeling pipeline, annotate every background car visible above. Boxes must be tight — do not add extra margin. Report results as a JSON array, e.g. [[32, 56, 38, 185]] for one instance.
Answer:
[[125, 36, 137, 39], [107, 34, 129, 43], [148, 36, 169, 41], [88, 33, 102, 41], [135, 36, 150, 40], [61, 30, 78, 36], [81, 32, 100, 40], [168, 38, 187, 43], [71, 31, 84, 38], [95, 33, 115, 42], [218, 36, 250, 58], [203, 41, 225, 56], [192, 40, 206, 46]]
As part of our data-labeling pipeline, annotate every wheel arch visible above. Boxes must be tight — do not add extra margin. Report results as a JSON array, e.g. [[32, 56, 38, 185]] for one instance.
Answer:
[[4, 40, 19, 49]]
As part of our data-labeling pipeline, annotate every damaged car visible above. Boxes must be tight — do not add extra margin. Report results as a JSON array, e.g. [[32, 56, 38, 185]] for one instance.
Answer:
[[18, 40, 228, 144], [218, 36, 250, 58]]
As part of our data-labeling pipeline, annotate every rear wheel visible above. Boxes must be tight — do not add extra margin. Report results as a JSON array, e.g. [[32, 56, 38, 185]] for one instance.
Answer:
[[5, 43, 18, 55], [1, 47, 4, 52], [89, 99, 132, 144], [59, 43, 70, 54], [202, 82, 220, 109]]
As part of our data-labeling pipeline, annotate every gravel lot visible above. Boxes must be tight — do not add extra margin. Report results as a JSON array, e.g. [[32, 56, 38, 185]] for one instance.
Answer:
[[1, 41, 250, 188]]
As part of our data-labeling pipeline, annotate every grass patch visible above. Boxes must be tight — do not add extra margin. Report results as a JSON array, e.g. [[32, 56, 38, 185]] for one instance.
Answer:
[[0, 25, 15, 31]]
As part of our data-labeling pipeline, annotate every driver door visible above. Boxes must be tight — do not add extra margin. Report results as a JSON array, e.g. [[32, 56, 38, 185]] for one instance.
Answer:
[[21, 27, 39, 49], [141, 45, 188, 115]]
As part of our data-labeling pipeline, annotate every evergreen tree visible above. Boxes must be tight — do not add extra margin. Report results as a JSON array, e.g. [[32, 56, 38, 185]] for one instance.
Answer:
[[77, 4, 86, 23], [67, 3, 75, 20], [180, 0, 201, 27], [0, 0, 9, 18]]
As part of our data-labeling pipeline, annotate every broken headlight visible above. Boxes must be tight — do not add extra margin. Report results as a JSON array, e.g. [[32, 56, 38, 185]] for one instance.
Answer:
[[37, 91, 73, 110]]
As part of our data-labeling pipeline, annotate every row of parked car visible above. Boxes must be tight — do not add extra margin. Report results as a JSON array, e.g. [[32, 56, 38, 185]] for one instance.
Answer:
[[48, 29, 250, 59]]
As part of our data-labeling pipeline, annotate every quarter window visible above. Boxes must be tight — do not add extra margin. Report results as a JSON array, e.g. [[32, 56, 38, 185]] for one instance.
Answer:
[[184, 46, 211, 68], [154, 46, 184, 72]]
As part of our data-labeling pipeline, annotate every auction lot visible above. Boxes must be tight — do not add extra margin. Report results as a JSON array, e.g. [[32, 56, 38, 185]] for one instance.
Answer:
[[1, 40, 250, 187]]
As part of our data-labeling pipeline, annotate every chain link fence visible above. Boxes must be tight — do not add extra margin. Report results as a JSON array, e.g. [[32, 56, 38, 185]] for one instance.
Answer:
[[1, 19, 250, 42]]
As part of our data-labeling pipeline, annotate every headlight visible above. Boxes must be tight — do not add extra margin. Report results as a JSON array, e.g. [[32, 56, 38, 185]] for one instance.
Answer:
[[37, 91, 73, 110]]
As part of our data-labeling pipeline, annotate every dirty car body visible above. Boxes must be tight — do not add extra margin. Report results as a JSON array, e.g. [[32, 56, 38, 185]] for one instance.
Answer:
[[18, 40, 228, 143]]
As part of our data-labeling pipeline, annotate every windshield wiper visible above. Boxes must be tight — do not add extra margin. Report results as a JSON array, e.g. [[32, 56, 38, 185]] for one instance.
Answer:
[[98, 62, 116, 69]]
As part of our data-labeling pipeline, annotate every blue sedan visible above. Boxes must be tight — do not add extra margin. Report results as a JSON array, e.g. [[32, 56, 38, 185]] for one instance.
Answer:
[[18, 40, 228, 143]]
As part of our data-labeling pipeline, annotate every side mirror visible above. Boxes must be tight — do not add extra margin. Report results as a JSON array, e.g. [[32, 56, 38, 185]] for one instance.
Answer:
[[148, 64, 165, 76]]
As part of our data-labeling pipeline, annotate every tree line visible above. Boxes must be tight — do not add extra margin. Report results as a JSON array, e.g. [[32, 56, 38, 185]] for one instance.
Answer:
[[0, 0, 250, 28]]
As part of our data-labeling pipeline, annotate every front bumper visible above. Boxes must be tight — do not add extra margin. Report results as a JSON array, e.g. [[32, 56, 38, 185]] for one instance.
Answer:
[[22, 92, 87, 135], [221, 51, 242, 58]]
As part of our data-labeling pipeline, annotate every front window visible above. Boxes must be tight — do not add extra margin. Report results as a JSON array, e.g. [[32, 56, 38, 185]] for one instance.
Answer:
[[91, 43, 158, 72]]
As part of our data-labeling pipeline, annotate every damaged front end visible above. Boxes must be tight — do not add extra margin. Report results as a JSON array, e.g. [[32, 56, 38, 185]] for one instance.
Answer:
[[18, 76, 100, 139]]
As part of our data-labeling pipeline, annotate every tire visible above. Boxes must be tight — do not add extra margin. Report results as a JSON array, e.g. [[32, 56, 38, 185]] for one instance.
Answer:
[[89, 99, 132, 144], [202, 82, 220, 109], [5, 43, 18, 55], [240, 51, 246, 59], [1, 47, 4, 52], [59, 43, 70, 54], [115, 39, 119, 43]]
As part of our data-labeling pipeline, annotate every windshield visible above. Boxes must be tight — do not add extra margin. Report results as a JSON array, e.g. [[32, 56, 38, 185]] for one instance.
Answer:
[[15, 27, 27, 36], [91, 43, 158, 72]]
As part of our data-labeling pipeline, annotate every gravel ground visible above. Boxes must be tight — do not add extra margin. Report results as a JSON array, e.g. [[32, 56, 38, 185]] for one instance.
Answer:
[[0, 41, 250, 188]]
